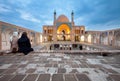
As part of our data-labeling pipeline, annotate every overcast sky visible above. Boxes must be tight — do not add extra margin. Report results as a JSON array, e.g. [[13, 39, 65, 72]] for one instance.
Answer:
[[0, 0, 120, 32]]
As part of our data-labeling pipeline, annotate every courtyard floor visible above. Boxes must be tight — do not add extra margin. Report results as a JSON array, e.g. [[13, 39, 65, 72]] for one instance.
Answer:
[[0, 53, 120, 81]]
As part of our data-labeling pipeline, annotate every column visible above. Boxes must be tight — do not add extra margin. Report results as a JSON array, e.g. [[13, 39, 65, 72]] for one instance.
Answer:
[[53, 26, 57, 42], [112, 31, 115, 46], [107, 31, 110, 46], [34, 32, 37, 45], [54, 10, 56, 25], [71, 10, 74, 26], [71, 28, 75, 42], [97, 33, 100, 45]]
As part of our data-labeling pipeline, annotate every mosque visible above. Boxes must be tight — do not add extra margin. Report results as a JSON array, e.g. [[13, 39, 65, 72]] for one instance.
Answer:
[[43, 11, 85, 42]]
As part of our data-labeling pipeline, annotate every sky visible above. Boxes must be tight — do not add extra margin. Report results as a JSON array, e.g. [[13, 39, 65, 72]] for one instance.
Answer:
[[0, 0, 120, 32]]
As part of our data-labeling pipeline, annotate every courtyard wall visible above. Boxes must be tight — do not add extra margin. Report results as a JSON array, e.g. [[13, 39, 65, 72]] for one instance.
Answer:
[[0, 21, 41, 51]]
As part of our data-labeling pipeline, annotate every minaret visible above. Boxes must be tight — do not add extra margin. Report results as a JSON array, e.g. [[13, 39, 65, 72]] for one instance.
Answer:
[[71, 10, 75, 42], [71, 10, 74, 26], [53, 10, 57, 42], [54, 10, 56, 25]]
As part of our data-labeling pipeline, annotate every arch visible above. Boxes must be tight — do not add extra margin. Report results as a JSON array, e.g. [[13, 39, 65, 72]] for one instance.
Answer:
[[81, 35, 84, 42], [2, 32, 6, 42], [75, 35, 79, 41], [57, 24, 70, 34], [1, 29, 12, 50], [114, 30, 120, 46], [57, 24, 71, 41], [88, 34, 92, 43]]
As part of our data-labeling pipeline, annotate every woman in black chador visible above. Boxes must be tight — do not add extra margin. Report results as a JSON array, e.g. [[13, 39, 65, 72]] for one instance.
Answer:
[[18, 32, 33, 55]]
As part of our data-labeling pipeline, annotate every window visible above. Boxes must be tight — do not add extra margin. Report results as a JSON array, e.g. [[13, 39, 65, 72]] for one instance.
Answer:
[[44, 30, 46, 34], [81, 30, 84, 34]]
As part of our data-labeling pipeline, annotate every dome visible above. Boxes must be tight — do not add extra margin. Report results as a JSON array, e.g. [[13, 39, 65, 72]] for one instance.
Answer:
[[56, 15, 69, 22]]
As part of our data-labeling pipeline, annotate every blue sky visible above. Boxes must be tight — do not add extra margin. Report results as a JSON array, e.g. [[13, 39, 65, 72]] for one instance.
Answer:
[[0, 0, 120, 32]]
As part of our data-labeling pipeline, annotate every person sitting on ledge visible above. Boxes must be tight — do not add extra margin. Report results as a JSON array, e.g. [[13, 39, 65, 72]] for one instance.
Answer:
[[10, 32, 19, 53], [18, 32, 33, 55]]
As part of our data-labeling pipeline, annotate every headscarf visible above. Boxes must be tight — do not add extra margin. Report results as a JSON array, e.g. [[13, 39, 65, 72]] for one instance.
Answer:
[[19, 32, 29, 42], [13, 32, 18, 36]]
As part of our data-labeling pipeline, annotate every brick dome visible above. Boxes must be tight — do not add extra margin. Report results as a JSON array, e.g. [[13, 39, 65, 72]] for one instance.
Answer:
[[56, 15, 69, 22]]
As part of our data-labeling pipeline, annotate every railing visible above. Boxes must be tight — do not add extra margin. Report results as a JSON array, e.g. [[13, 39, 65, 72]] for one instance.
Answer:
[[34, 49, 120, 56]]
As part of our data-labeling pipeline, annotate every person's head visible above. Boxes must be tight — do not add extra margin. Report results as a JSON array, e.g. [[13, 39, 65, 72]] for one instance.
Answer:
[[13, 32, 18, 36], [21, 32, 27, 38]]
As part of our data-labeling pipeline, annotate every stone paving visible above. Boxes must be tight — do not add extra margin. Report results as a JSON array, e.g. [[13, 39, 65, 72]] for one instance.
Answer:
[[0, 53, 120, 81]]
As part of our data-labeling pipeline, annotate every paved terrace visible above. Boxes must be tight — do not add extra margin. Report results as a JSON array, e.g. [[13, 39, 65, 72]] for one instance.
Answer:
[[0, 52, 120, 81]]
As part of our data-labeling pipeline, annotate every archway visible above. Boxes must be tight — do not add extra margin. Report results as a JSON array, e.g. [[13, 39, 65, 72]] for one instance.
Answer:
[[48, 35, 52, 41], [75, 36, 79, 41], [57, 24, 71, 41], [2, 28, 13, 50], [81, 35, 84, 42], [57, 24, 70, 34], [88, 34, 92, 43]]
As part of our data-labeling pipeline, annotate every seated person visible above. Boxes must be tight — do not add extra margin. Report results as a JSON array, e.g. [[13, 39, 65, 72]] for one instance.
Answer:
[[18, 32, 33, 55], [10, 32, 19, 53]]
